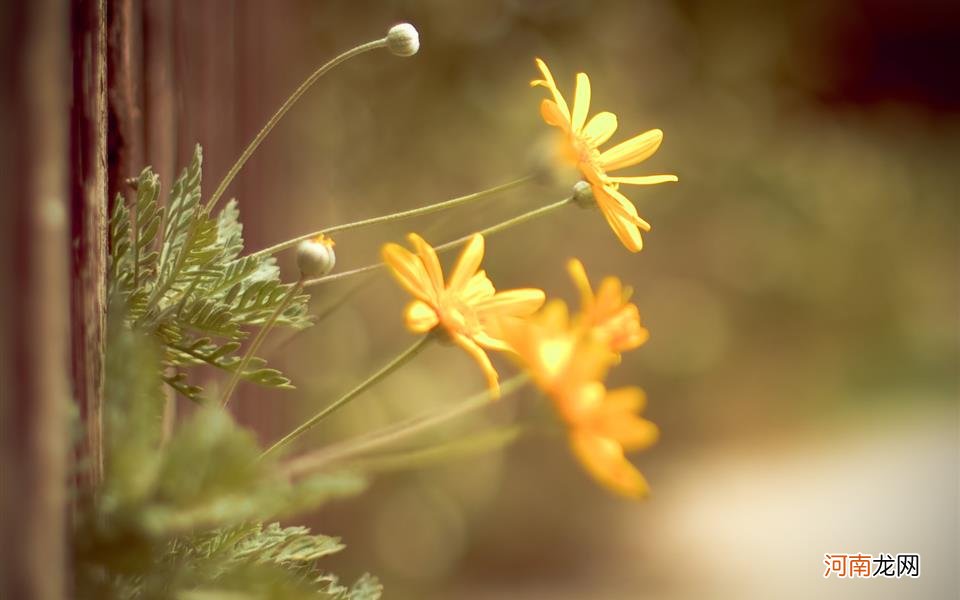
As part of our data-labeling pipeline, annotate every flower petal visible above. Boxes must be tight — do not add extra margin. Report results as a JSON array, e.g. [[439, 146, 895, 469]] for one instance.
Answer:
[[531, 58, 570, 121], [474, 288, 546, 317], [381, 243, 436, 303], [594, 187, 645, 252], [601, 185, 652, 231], [407, 233, 445, 293], [599, 129, 664, 172], [566, 258, 595, 312], [569, 432, 650, 498], [451, 333, 501, 398], [404, 300, 439, 333], [540, 99, 571, 130], [448, 234, 485, 292], [571, 72, 591, 133], [460, 270, 496, 304], [608, 174, 679, 186], [582, 111, 618, 147]]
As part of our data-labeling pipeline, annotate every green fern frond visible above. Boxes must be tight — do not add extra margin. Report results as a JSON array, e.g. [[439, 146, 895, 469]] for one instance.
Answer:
[[106, 145, 310, 400]]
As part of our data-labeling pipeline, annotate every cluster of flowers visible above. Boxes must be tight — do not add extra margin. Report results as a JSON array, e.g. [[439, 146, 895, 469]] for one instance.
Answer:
[[376, 59, 676, 497]]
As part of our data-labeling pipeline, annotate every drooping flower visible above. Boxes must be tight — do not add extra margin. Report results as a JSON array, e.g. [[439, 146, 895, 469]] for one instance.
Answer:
[[382, 233, 545, 397], [567, 258, 648, 355], [566, 383, 659, 498], [500, 300, 657, 498], [531, 58, 678, 252]]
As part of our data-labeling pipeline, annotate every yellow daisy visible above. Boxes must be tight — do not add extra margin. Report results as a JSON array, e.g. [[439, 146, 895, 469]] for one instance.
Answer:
[[382, 233, 545, 397], [532, 58, 678, 252], [500, 300, 657, 497], [567, 258, 649, 355]]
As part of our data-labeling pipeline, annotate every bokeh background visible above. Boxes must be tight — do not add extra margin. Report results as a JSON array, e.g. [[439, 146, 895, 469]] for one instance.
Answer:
[[164, 1, 958, 598]]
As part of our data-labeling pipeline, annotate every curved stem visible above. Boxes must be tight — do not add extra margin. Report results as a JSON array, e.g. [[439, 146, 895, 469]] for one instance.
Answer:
[[249, 176, 534, 259], [220, 279, 303, 407], [205, 37, 387, 213], [281, 373, 528, 477], [262, 334, 433, 458], [301, 195, 574, 289]]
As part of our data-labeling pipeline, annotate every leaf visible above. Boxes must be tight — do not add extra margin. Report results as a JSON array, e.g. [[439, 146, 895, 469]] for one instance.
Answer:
[[166, 337, 294, 390], [217, 199, 245, 261], [107, 145, 312, 400], [154, 406, 263, 508], [102, 303, 165, 509], [232, 523, 344, 564]]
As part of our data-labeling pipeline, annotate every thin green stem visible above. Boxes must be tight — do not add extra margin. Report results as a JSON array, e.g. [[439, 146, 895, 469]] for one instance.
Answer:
[[204, 37, 388, 214], [220, 280, 303, 407], [281, 373, 528, 478], [301, 195, 574, 289], [342, 425, 526, 474], [262, 334, 433, 458], [249, 176, 534, 259]]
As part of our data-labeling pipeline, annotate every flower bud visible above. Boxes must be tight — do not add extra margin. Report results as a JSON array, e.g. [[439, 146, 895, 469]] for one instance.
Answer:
[[572, 180, 595, 208], [386, 23, 419, 57], [297, 235, 336, 277]]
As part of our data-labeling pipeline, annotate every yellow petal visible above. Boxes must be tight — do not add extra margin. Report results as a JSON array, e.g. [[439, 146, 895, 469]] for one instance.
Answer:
[[601, 185, 652, 231], [566, 258, 595, 311], [605, 415, 659, 452], [404, 300, 439, 333], [582, 111, 618, 147], [569, 432, 650, 498], [448, 234, 485, 292], [540, 99, 571, 130], [599, 129, 664, 172], [382, 243, 436, 303], [474, 288, 546, 317], [608, 174, 678, 186], [407, 233, 445, 294], [571, 72, 591, 133], [594, 187, 644, 253], [451, 333, 501, 399], [603, 386, 646, 413], [531, 58, 570, 122], [460, 270, 496, 304]]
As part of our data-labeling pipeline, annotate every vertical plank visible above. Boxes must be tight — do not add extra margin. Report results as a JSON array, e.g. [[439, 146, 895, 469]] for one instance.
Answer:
[[107, 0, 144, 202], [70, 0, 108, 489], [0, 0, 71, 597]]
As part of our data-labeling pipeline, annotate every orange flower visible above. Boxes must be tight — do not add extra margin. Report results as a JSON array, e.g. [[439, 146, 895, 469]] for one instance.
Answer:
[[531, 58, 677, 252], [566, 384, 659, 498], [500, 301, 657, 498], [567, 258, 649, 355], [382, 233, 545, 397]]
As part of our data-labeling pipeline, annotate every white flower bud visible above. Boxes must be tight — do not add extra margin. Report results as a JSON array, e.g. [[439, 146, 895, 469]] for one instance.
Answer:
[[297, 236, 336, 277], [386, 23, 419, 57], [572, 180, 595, 207]]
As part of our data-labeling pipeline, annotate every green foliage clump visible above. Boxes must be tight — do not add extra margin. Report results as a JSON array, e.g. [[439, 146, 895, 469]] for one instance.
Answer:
[[108, 145, 311, 401], [78, 151, 381, 599]]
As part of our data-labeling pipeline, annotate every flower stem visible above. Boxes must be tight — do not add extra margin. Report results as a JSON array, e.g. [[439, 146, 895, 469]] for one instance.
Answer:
[[220, 279, 304, 407], [342, 425, 527, 474], [301, 195, 574, 289], [204, 37, 388, 214], [261, 334, 433, 458], [281, 373, 528, 477], [249, 176, 534, 259]]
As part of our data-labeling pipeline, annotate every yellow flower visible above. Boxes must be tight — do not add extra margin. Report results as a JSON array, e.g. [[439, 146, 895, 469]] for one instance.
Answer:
[[500, 300, 657, 498], [382, 233, 545, 397], [567, 384, 659, 498], [531, 58, 678, 252], [567, 258, 649, 355]]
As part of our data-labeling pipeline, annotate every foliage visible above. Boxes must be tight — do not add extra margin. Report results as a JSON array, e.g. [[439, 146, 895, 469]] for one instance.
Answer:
[[108, 145, 312, 401], [74, 311, 378, 599]]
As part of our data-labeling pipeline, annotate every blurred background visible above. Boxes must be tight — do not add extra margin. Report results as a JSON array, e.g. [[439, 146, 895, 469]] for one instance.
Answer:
[[159, 1, 957, 597]]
